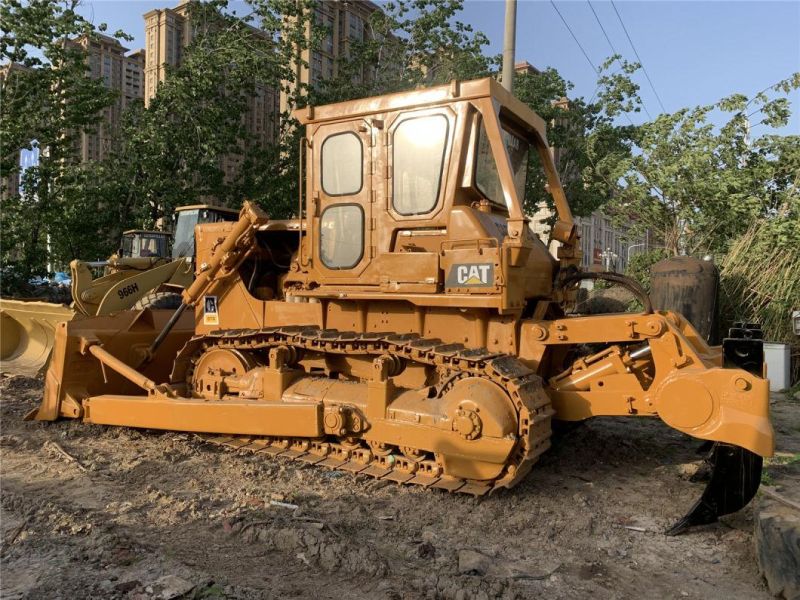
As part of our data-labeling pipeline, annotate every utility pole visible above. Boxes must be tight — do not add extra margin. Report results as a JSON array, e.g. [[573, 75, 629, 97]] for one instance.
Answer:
[[502, 0, 517, 93]]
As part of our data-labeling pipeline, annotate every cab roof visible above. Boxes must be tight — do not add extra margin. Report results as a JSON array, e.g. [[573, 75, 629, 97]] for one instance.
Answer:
[[122, 230, 172, 236], [292, 77, 548, 140], [175, 204, 239, 215]]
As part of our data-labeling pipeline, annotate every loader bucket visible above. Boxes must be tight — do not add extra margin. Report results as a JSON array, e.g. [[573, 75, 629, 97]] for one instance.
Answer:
[[0, 299, 76, 377]]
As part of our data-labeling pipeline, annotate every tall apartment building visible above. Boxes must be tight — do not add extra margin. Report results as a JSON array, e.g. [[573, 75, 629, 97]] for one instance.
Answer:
[[309, 0, 380, 88], [281, 0, 380, 114], [1, 62, 24, 199], [143, 0, 381, 182], [144, 1, 281, 185], [124, 49, 146, 108], [73, 33, 145, 162], [143, 1, 191, 105]]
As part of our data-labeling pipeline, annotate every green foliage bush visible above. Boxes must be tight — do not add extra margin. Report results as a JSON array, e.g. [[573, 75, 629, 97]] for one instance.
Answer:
[[624, 248, 669, 292], [719, 212, 800, 345]]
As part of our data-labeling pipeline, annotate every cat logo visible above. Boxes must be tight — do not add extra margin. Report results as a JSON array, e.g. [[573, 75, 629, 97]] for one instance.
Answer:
[[446, 263, 494, 288]]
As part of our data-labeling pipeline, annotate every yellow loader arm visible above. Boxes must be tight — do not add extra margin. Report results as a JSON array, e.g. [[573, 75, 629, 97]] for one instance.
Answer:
[[70, 258, 194, 316], [0, 258, 193, 377]]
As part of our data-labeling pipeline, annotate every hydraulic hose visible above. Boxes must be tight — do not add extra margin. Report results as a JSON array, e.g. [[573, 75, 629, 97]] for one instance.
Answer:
[[559, 271, 654, 314]]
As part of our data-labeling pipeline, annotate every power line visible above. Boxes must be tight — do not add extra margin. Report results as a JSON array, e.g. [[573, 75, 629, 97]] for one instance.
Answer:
[[587, 0, 621, 60], [586, 0, 644, 123], [550, 0, 598, 75], [609, 0, 668, 114]]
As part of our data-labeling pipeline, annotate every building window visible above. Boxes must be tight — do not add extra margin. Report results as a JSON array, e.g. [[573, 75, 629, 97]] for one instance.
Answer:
[[349, 14, 363, 40], [324, 14, 334, 53], [321, 132, 362, 196], [392, 114, 448, 215], [319, 204, 364, 269]]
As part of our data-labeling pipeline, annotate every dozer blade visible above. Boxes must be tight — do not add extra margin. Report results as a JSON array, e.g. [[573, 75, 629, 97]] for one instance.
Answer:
[[0, 299, 76, 377], [666, 443, 762, 535], [30, 308, 195, 422]]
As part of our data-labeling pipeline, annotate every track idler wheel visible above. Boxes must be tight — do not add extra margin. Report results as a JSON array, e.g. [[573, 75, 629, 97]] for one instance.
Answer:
[[666, 443, 763, 535], [191, 348, 260, 400]]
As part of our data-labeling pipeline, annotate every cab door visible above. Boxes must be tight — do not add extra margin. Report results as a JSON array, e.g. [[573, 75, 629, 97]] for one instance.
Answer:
[[312, 120, 373, 282]]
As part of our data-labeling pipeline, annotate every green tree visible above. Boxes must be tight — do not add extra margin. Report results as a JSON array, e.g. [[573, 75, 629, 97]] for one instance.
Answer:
[[607, 73, 800, 256], [92, 0, 314, 232], [312, 0, 496, 105], [514, 57, 641, 219], [0, 0, 122, 288]]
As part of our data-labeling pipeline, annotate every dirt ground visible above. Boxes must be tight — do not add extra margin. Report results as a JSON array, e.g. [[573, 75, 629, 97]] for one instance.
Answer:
[[1, 374, 797, 600]]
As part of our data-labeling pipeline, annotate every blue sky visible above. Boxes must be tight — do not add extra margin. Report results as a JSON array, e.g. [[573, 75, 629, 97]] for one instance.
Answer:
[[79, 0, 800, 132]]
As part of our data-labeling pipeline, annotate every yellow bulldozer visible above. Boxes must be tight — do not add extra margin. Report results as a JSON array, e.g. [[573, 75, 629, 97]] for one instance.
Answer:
[[0, 204, 238, 376], [26, 79, 772, 534]]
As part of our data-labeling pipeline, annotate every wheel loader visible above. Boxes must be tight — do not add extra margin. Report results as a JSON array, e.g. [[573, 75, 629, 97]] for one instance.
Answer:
[[27, 78, 772, 534], [0, 204, 238, 376]]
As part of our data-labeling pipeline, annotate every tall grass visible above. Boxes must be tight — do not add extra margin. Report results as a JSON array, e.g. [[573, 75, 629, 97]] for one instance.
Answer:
[[719, 223, 800, 346]]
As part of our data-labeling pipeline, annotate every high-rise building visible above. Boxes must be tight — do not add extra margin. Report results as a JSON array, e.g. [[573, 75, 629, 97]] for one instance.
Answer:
[[142, 0, 382, 183], [72, 33, 145, 162], [143, 0, 280, 185], [1, 63, 25, 199], [124, 49, 146, 108], [143, 1, 192, 105], [281, 0, 381, 113]]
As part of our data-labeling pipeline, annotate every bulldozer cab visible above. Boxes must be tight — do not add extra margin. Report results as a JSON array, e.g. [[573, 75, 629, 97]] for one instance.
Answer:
[[285, 78, 579, 312], [120, 230, 171, 259], [172, 204, 240, 260]]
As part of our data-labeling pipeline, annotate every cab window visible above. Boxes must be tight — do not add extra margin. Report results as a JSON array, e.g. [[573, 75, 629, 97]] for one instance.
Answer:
[[320, 204, 364, 269], [137, 234, 168, 257], [321, 132, 362, 196], [172, 210, 199, 259], [393, 114, 449, 215], [475, 122, 529, 208], [475, 124, 502, 206], [504, 127, 530, 202], [123, 233, 167, 258]]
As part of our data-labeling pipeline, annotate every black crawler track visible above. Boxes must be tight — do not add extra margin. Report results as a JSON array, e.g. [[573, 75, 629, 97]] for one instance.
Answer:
[[174, 326, 555, 495]]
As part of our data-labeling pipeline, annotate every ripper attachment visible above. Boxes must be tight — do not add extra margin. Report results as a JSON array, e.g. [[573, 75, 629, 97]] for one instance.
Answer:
[[666, 323, 765, 535]]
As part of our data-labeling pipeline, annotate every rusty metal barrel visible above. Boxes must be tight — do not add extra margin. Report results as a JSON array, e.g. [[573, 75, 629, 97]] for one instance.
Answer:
[[650, 256, 719, 342]]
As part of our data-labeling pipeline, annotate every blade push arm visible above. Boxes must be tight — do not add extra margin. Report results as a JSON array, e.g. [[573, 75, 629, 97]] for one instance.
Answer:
[[182, 201, 269, 307], [145, 201, 269, 361]]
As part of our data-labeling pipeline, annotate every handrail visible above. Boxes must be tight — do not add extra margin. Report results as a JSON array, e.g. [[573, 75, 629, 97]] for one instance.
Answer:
[[440, 237, 499, 253]]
